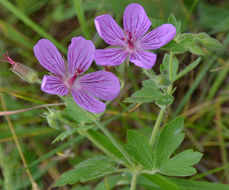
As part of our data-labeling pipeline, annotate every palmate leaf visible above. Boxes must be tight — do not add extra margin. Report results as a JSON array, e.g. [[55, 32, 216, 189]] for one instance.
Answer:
[[153, 117, 202, 176], [55, 156, 118, 186], [124, 79, 173, 107], [125, 130, 154, 169], [162, 32, 222, 55]]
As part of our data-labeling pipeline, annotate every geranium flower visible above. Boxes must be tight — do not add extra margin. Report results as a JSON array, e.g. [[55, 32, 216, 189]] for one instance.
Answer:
[[33, 37, 120, 113], [94, 3, 176, 69]]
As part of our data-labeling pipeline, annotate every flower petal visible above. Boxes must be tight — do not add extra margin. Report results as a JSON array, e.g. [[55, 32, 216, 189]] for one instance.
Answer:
[[95, 14, 125, 46], [41, 75, 68, 96], [140, 24, 176, 50], [67, 36, 95, 77], [130, 51, 157, 69], [71, 89, 106, 113], [77, 71, 120, 101], [33, 39, 66, 77], [94, 48, 128, 66], [123, 3, 151, 40]]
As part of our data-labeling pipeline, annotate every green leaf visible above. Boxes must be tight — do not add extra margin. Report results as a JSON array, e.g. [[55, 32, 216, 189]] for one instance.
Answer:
[[154, 117, 202, 176], [160, 54, 179, 80], [159, 149, 202, 176], [162, 32, 222, 55], [55, 156, 118, 186], [52, 128, 78, 143], [142, 174, 180, 190], [168, 13, 181, 34], [125, 79, 174, 107], [173, 57, 201, 82], [125, 130, 154, 169], [95, 175, 123, 190], [156, 94, 174, 107], [124, 79, 162, 103], [87, 129, 124, 160], [154, 117, 185, 167], [62, 97, 94, 123]]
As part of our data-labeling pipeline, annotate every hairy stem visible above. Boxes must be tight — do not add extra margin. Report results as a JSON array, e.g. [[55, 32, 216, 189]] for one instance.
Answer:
[[149, 108, 165, 146], [93, 119, 134, 166], [149, 51, 174, 147], [130, 172, 138, 190], [58, 115, 131, 167]]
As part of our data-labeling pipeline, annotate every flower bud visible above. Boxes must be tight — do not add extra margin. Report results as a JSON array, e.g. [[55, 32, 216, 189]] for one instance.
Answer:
[[156, 75, 171, 87], [43, 109, 61, 129], [0, 52, 38, 83]]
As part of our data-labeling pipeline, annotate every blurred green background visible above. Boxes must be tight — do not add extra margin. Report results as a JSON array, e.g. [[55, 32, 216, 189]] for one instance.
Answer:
[[0, 0, 229, 189]]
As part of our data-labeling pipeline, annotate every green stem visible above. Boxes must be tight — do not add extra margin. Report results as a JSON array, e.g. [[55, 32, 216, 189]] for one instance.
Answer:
[[93, 119, 134, 166], [149, 51, 174, 147], [149, 108, 165, 146], [81, 130, 121, 163], [57, 115, 129, 166], [169, 51, 173, 82], [130, 172, 138, 190], [168, 51, 174, 94]]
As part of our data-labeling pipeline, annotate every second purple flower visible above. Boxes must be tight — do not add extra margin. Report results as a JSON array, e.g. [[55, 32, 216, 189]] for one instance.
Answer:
[[94, 3, 176, 69], [34, 37, 120, 113]]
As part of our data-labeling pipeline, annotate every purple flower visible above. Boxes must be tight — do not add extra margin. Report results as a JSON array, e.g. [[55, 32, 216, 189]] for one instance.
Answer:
[[94, 3, 176, 69], [33, 36, 120, 113]]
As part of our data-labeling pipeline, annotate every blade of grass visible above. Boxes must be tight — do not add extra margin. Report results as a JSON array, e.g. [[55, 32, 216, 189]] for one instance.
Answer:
[[142, 174, 180, 190], [73, 0, 90, 39], [0, 0, 67, 54], [0, 144, 14, 190], [215, 103, 229, 183], [0, 93, 40, 190], [0, 19, 33, 49], [27, 135, 83, 169], [191, 163, 229, 180]]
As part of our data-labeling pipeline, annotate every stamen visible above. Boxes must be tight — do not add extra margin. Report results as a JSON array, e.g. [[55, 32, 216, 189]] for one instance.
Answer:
[[67, 70, 81, 86], [0, 52, 17, 66]]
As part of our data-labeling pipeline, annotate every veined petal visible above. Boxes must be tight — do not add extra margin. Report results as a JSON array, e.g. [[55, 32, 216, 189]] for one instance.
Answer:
[[130, 51, 157, 69], [71, 89, 106, 113], [140, 24, 176, 50], [94, 48, 128, 66], [77, 71, 120, 101], [67, 36, 95, 77], [123, 3, 151, 40], [33, 39, 66, 77], [41, 75, 68, 96], [95, 14, 125, 46]]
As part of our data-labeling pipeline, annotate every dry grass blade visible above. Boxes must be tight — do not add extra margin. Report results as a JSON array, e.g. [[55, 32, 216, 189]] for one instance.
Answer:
[[0, 93, 41, 190]]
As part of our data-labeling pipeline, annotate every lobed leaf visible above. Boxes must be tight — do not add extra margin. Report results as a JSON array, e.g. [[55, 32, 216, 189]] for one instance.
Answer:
[[55, 156, 118, 186], [125, 130, 154, 169], [153, 117, 202, 176], [124, 80, 173, 106]]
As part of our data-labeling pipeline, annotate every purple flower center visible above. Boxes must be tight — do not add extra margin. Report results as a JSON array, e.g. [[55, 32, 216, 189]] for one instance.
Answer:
[[66, 70, 81, 87], [124, 31, 137, 53]]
